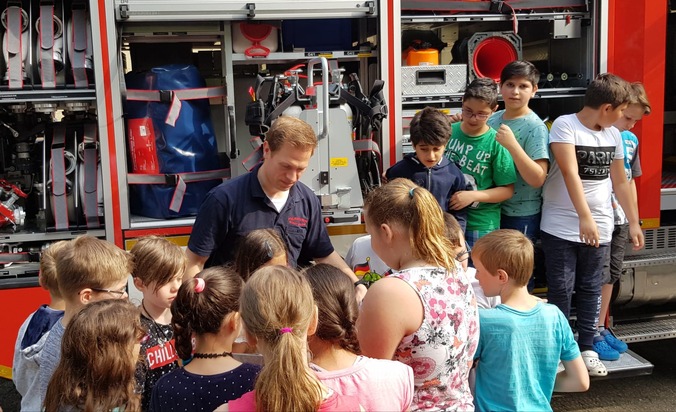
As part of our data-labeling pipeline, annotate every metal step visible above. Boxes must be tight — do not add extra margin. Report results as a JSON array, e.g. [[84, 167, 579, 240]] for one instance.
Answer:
[[599, 350, 653, 379], [613, 318, 676, 343]]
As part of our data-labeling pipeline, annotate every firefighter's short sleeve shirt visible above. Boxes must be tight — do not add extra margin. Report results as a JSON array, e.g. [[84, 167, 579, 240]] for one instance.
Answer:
[[188, 164, 334, 268]]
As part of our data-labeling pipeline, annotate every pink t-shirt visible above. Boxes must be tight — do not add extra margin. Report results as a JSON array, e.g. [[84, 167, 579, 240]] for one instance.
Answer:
[[311, 356, 414, 412], [228, 389, 361, 412]]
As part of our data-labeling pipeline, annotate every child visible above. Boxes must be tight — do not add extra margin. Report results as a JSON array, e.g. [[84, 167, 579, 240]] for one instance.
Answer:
[[216, 265, 362, 412], [598, 82, 651, 354], [303, 264, 414, 411], [541, 73, 644, 375], [445, 77, 517, 247], [130, 236, 186, 411], [386, 106, 469, 230], [486, 61, 549, 246], [44, 299, 144, 412], [13, 241, 69, 412], [150, 267, 260, 412], [233, 228, 288, 281], [357, 178, 478, 411], [38, 236, 132, 404], [472, 230, 589, 411], [444, 213, 500, 309], [344, 235, 389, 279]]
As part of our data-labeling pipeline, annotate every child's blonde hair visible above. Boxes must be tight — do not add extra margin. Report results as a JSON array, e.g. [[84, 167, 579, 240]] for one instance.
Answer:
[[171, 266, 243, 359], [240, 265, 322, 412], [43, 299, 143, 412], [56, 236, 132, 300], [130, 236, 186, 291], [472, 229, 534, 287], [628, 82, 651, 115], [39, 240, 71, 299], [234, 229, 287, 281], [365, 178, 455, 272]]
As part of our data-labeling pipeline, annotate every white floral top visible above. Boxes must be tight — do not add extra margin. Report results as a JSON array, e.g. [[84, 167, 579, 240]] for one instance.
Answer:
[[391, 266, 479, 411]]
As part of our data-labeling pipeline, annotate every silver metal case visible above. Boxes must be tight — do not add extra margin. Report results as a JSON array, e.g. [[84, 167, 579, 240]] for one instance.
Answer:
[[401, 64, 467, 96]]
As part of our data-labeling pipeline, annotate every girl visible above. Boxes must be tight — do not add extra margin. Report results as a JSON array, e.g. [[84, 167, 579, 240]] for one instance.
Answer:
[[304, 264, 414, 411], [234, 229, 287, 281], [357, 178, 479, 411], [150, 267, 260, 412], [216, 266, 362, 412], [44, 299, 144, 412]]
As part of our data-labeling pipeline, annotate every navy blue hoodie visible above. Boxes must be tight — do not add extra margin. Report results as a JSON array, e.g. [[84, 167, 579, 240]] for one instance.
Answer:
[[386, 153, 469, 231]]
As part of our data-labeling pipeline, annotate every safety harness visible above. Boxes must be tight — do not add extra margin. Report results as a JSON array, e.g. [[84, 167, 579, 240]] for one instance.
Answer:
[[80, 122, 100, 228], [3, 2, 27, 89], [69, 1, 90, 88]]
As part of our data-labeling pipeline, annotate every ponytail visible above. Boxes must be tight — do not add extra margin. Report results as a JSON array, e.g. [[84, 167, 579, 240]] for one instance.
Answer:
[[171, 267, 242, 360], [365, 178, 455, 272], [241, 266, 323, 412]]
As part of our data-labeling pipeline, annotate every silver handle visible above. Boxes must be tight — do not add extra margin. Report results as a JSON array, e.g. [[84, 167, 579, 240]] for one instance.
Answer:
[[306, 57, 329, 140]]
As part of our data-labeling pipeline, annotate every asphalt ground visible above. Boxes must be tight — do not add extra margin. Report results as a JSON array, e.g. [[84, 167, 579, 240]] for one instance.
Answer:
[[2, 339, 675, 411]]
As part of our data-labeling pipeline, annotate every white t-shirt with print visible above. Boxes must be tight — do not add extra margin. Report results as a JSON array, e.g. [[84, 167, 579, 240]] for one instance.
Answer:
[[541, 114, 624, 243]]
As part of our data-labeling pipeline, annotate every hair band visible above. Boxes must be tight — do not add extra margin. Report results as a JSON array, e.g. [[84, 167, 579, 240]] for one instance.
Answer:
[[409, 188, 415, 199], [279, 327, 293, 334], [264, 240, 274, 259], [194, 277, 206, 293]]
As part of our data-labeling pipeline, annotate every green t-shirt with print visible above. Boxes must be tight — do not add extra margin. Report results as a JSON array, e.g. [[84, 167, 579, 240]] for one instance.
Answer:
[[487, 110, 550, 217], [445, 122, 517, 231]]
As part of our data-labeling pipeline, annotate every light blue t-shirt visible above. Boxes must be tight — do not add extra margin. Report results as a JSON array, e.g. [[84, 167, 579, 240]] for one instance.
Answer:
[[474, 302, 579, 412], [612, 130, 641, 224], [488, 110, 549, 217]]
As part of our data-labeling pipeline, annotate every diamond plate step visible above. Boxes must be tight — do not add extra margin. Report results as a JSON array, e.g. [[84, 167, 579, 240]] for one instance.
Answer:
[[600, 350, 653, 379], [613, 318, 676, 343]]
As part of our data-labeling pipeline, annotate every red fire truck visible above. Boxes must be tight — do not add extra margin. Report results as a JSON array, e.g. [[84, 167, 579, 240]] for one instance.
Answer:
[[0, 0, 672, 379]]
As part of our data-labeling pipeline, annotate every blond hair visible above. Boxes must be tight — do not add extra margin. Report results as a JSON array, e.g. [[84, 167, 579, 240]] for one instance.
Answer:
[[240, 265, 322, 412], [130, 236, 186, 291], [364, 178, 455, 272], [56, 236, 132, 300], [266, 116, 317, 152], [627, 82, 651, 115], [44, 299, 143, 412], [472, 229, 534, 287], [39, 240, 71, 298]]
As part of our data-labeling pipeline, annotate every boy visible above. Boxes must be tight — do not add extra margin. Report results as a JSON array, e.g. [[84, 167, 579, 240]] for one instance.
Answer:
[[598, 82, 651, 355], [445, 77, 517, 246], [472, 230, 589, 411], [540, 73, 644, 376], [13, 241, 69, 412], [131, 236, 186, 411], [38, 236, 132, 404], [386, 106, 469, 230], [487, 61, 549, 245]]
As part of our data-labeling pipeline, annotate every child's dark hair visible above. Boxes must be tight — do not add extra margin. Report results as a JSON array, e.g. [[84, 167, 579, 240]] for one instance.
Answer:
[[409, 107, 452, 147], [365, 178, 455, 272], [130, 236, 186, 292], [500, 60, 540, 86], [584, 73, 630, 109], [44, 299, 143, 412], [171, 266, 243, 360], [241, 265, 322, 412], [463, 77, 498, 108], [472, 229, 534, 287], [234, 229, 287, 281], [302, 264, 360, 354]]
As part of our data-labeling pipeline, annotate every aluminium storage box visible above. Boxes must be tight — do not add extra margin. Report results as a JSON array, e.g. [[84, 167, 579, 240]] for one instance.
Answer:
[[401, 64, 467, 96]]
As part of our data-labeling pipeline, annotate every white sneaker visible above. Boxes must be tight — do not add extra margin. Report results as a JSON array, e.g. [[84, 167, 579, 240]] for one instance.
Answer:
[[581, 350, 608, 377]]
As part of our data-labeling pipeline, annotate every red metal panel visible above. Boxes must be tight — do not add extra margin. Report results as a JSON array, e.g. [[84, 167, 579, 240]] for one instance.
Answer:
[[0, 287, 50, 376], [608, 0, 667, 228]]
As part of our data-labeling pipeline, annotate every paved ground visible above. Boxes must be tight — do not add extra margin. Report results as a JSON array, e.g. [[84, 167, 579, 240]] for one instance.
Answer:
[[2, 339, 675, 411]]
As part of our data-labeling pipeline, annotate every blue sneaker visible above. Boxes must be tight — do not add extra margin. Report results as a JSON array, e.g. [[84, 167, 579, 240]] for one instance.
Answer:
[[593, 335, 620, 361], [601, 329, 628, 353]]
